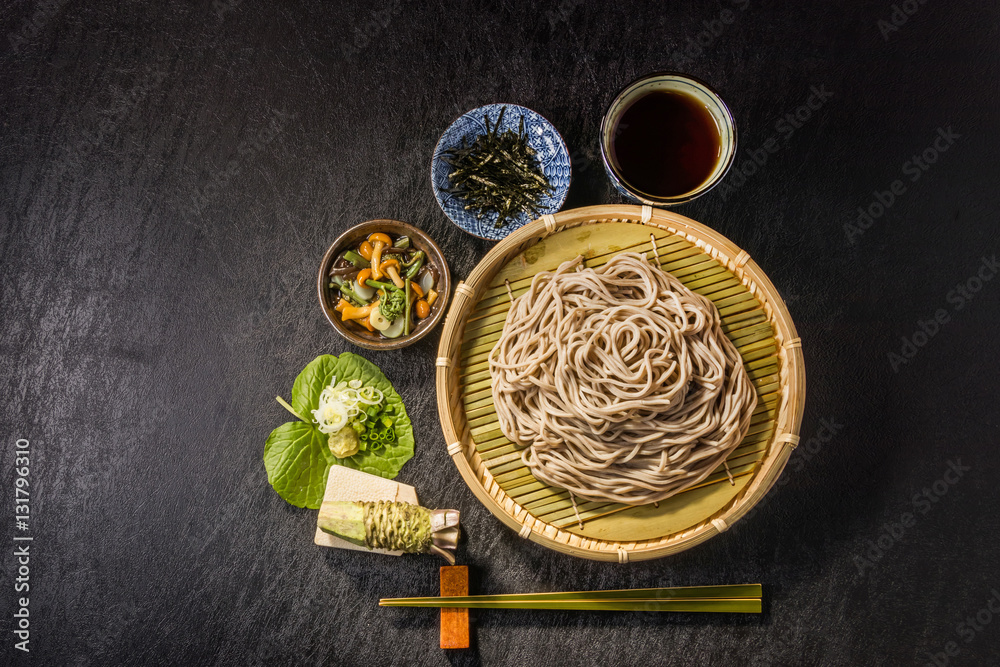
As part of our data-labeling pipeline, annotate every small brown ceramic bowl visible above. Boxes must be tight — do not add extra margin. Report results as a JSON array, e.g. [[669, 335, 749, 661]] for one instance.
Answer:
[[318, 219, 451, 350]]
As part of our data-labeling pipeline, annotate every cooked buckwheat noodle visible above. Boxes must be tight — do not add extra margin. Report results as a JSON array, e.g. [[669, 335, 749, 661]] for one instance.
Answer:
[[489, 251, 757, 506]]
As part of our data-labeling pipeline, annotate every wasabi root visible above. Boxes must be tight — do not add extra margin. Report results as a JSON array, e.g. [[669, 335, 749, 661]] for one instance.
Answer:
[[318, 500, 460, 564]]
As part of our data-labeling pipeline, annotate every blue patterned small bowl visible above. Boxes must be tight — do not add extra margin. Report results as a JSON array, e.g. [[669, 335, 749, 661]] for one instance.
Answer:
[[432, 104, 571, 241]]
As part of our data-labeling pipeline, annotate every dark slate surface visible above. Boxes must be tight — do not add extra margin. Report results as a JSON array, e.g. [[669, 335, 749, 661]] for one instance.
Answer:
[[2, 1, 999, 665]]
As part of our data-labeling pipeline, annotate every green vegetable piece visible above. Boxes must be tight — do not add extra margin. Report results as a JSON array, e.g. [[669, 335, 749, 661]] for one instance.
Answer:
[[264, 354, 415, 509], [392, 235, 411, 249], [402, 250, 425, 271], [338, 284, 369, 306], [343, 250, 370, 268], [403, 253, 425, 337], [403, 274, 412, 337], [379, 288, 405, 321], [364, 278, 397, 292]]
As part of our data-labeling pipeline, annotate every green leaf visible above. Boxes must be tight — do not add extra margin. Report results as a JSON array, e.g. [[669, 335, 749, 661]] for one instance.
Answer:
[[318, 352, 415, 479], [264, 353, 415, 508], [290, 354, 340, 421], [263, 422, 335, 509]]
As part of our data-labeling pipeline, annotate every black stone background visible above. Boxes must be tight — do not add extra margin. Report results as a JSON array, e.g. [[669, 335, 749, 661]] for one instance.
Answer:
[[2, 1, 999, 665]]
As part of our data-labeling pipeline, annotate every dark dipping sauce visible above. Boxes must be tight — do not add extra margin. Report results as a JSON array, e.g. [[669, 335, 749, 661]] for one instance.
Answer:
[[611, 90, 722, 198]]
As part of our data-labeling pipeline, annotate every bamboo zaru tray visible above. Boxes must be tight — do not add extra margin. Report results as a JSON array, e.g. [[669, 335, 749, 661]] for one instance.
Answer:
[[435, 205, 805, 562]]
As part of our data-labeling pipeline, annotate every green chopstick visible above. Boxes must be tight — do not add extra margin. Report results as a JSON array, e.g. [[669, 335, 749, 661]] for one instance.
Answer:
[[381, 598, 760, 613], [379, 584, 762, 613]]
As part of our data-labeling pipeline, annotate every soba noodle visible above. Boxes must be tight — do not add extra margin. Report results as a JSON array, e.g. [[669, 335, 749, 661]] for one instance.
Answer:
[[489, 251, 757, 505]]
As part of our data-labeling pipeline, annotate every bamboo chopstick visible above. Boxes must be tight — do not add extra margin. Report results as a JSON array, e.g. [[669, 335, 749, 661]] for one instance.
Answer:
[[380, 584, 762, 613], [381, 598, 761, 613], [383, 583, 760, 603]]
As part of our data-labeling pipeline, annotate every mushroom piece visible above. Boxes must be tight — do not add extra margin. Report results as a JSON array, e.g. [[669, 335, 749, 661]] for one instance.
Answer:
[[340, 300, 380, 321], [380, 257, 405, 289], [353, 268, 376, 300], [415, 299, 430, 319], [367, 233, 391, 280]]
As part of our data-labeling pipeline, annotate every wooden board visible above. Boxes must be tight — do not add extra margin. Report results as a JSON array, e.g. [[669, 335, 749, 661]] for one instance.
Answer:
[[436, 205, 805, 562]]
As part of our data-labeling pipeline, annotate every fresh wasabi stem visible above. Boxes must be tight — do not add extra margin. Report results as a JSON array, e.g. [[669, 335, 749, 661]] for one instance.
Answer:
[[364, 278, 399, 293], [339, 284, 370, 306], [404, 279, 412, 336], [318, 500, 460, 564], [401, 250, 425, 270], [404, 254, 424, 281], [343, 250, 371, 269], [402, 254, 424, 336], [329, 275, 351, 292], [275, 395, 307, 422]]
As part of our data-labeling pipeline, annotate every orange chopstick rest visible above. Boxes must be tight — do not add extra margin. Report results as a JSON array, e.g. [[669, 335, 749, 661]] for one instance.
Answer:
[[439, 566, 470, 649]]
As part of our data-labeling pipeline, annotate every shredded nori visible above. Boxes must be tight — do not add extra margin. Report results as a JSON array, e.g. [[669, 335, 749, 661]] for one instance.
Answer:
[[443, 106, 554, 229]]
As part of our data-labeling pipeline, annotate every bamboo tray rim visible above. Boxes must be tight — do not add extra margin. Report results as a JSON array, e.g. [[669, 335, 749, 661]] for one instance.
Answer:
[[435, 204, 806, 562]]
